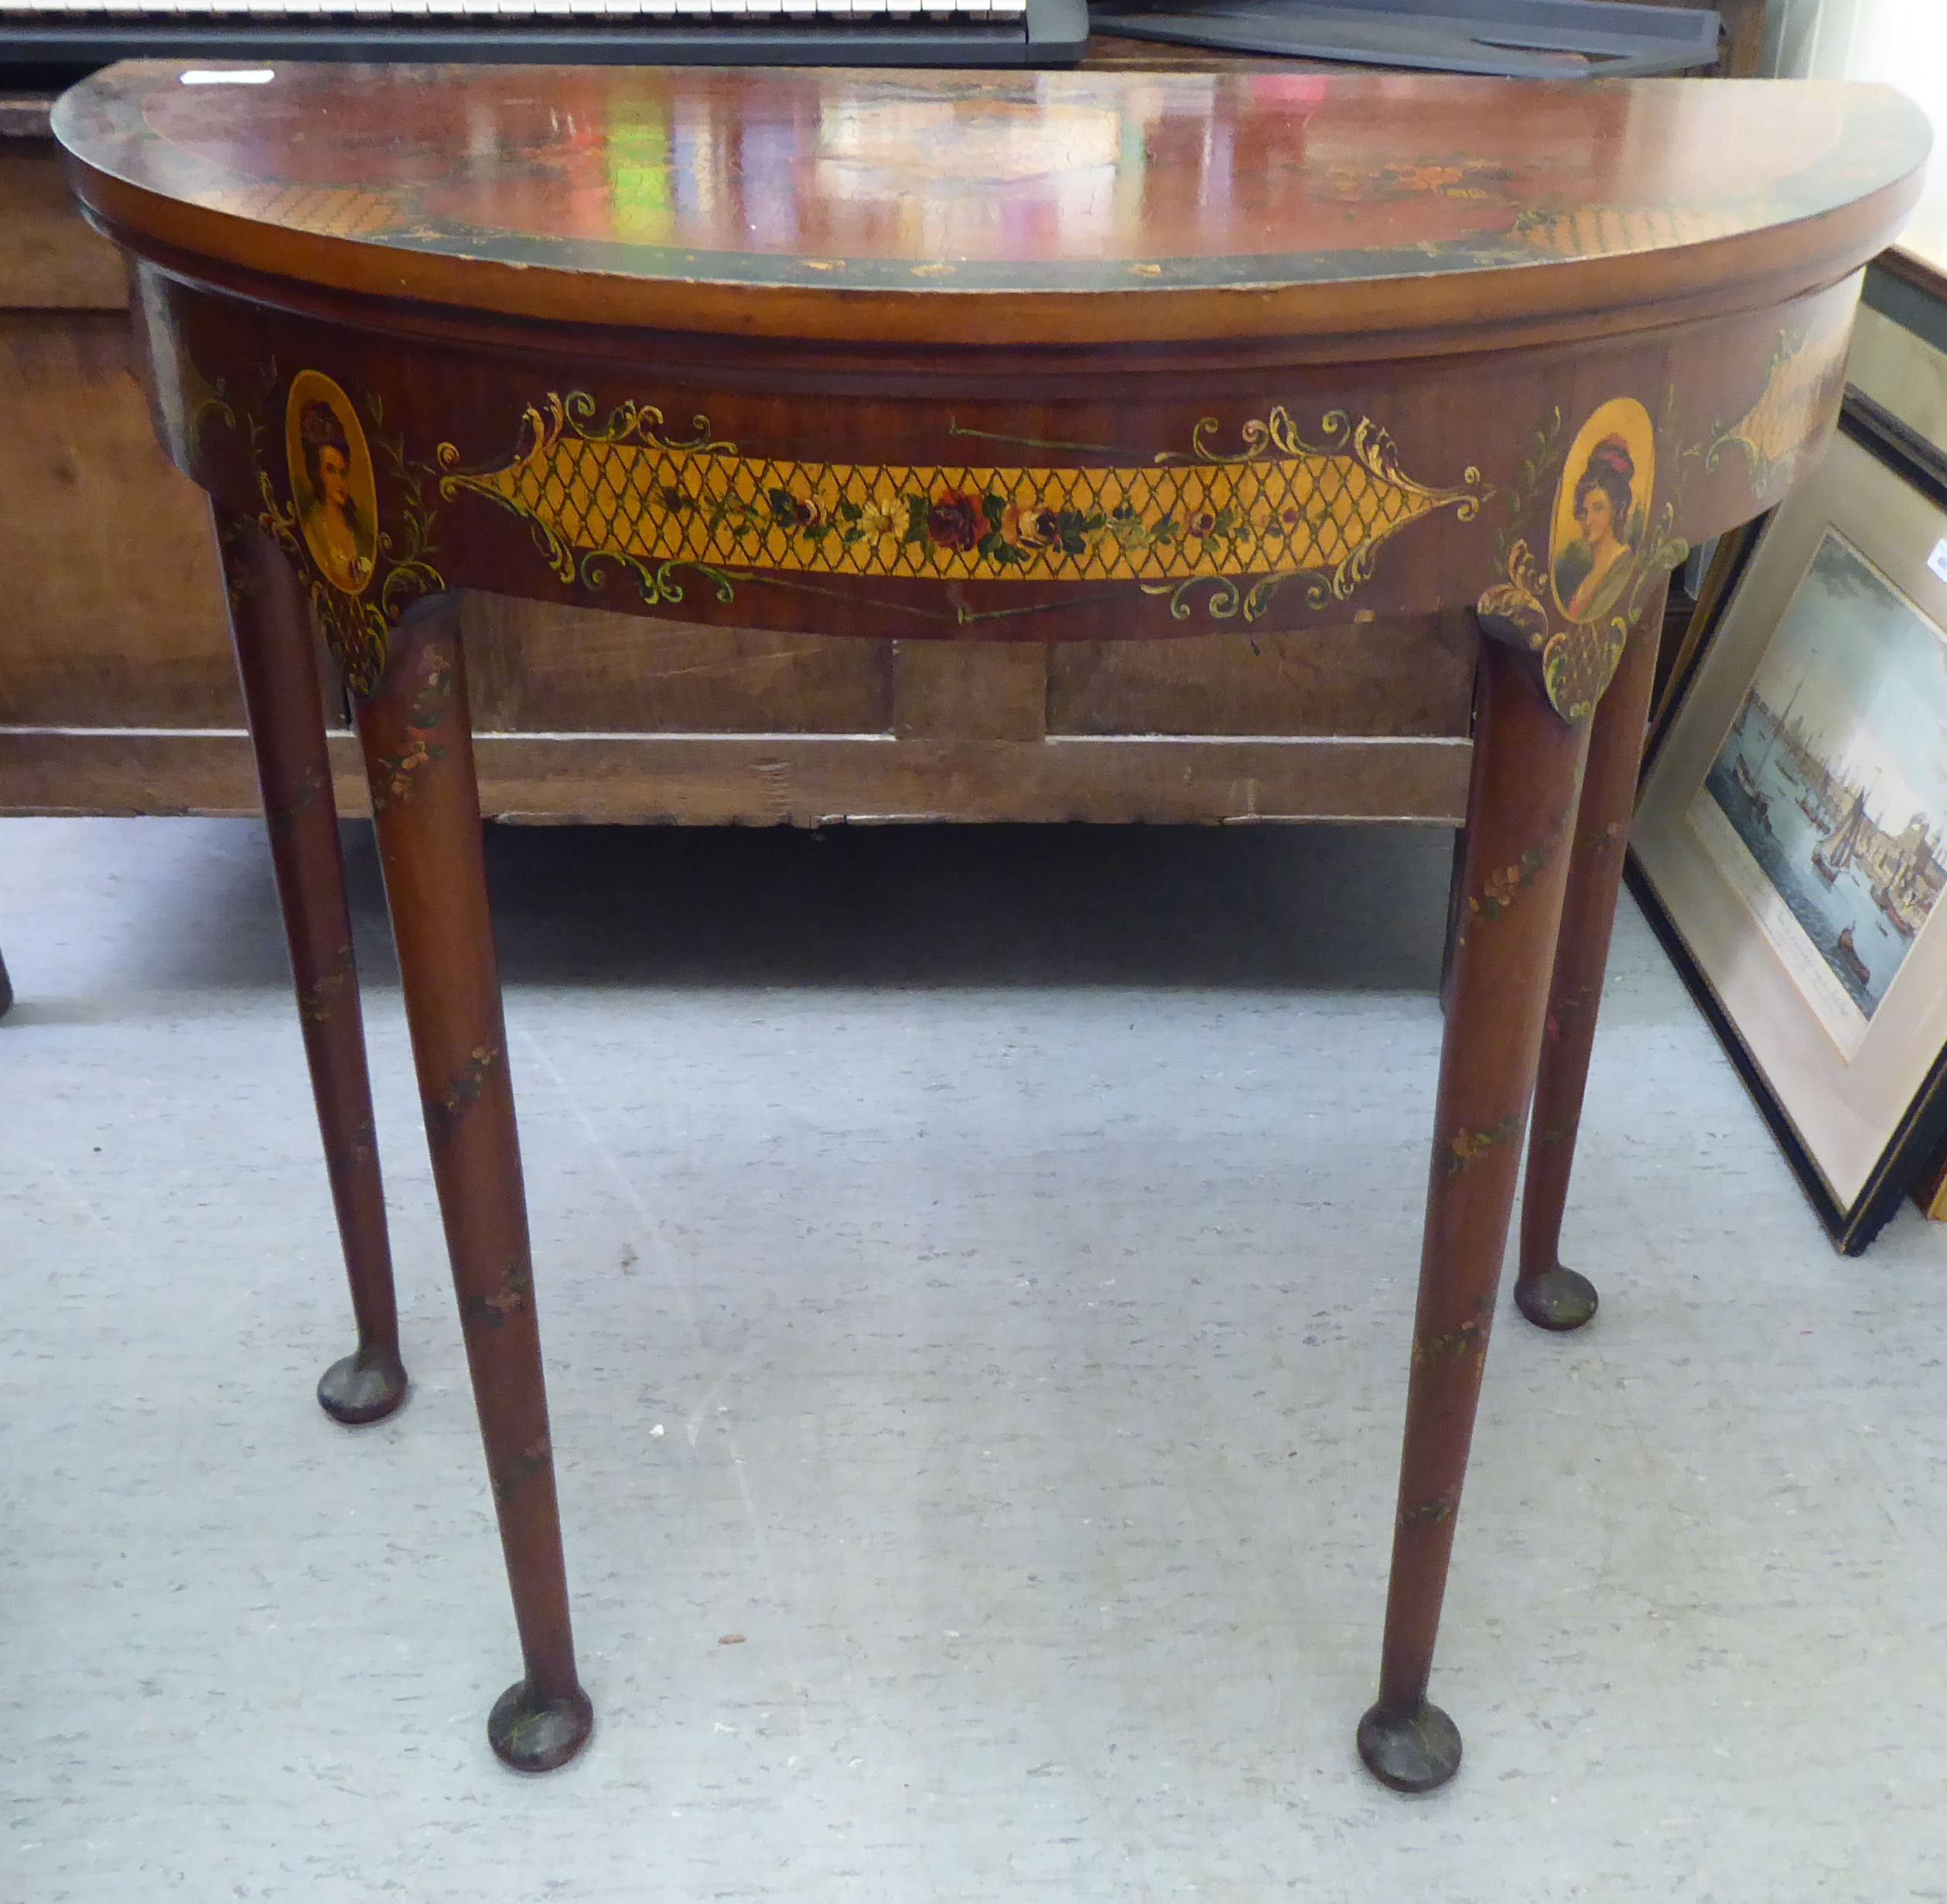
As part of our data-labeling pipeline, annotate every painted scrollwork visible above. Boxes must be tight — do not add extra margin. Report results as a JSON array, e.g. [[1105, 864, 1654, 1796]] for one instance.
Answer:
[[1478, 399, 1686, 723], [227, 367, 448, 698], [436, 392, 1488, 626]]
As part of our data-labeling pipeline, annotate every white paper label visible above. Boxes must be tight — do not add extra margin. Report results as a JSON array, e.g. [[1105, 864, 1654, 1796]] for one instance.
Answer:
[[180, 70, 275, 86], [1929, 537, 1947, 585]]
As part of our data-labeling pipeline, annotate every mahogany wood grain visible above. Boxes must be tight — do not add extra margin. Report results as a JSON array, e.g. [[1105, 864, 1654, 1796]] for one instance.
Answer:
[[1361, 633, 1592, 1790], [1517, 575, 1671, 1329], [58, 67, 1925, 347], [218, 501, 405, 1423], [49, 57, 1928, 1793], [354, 592, 591, 1773]]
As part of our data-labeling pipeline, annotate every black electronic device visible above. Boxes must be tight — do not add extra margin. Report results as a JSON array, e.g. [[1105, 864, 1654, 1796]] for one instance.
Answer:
[[0, 0, 1089, 73], [1088, 0, 1721, 78]]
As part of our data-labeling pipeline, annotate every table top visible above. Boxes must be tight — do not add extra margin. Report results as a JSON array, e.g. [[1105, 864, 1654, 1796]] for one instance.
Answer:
[[55, 62, 1929, 345]]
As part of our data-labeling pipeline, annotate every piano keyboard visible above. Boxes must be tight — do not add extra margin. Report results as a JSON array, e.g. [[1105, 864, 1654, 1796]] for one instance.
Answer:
[[0, 0, 1087, 65]]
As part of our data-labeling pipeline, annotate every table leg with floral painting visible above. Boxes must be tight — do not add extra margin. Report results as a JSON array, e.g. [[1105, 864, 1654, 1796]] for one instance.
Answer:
[[1359, 632, 1593, 1792], [218, 500, 407, 1427]]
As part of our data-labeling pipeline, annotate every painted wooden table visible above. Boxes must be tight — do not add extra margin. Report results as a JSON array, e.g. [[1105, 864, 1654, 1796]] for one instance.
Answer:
[[54, 60, 1927, 1790]]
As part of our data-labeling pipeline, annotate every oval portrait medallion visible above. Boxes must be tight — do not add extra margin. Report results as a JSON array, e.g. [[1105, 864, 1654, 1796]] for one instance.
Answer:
[[285, 370, 377, 596], [1550, 397, 1655, 625]]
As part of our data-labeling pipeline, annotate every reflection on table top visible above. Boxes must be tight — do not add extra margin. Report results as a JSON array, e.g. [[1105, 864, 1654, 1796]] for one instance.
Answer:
[[55, 63, 1930, 342]]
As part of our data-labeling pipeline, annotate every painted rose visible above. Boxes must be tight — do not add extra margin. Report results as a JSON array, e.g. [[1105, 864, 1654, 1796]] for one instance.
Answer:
[[927, 489, 983, 552], [768, 488, 823, 532], [1001, 500, 1061, 552]]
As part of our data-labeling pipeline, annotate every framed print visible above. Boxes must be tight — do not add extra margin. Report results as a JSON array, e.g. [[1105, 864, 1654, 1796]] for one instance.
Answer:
[[1631, 398, 1947, 1253], [1642, 514, 1770, 772]]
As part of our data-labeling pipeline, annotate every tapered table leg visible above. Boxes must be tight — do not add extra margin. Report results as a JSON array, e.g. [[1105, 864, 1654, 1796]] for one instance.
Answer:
[[1515, 575, 1670, 1331], [352, 594, 592, 1773], [217, 503, 405, 1425], [1358, 637, 1592, 1793]]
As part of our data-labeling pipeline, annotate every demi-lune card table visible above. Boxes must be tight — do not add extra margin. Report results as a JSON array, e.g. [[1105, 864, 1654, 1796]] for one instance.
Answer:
[[53, 60, 1927, 1789]]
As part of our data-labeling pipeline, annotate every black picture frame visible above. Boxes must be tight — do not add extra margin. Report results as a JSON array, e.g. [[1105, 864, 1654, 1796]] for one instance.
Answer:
[[1628, 391, 1947, 1254]]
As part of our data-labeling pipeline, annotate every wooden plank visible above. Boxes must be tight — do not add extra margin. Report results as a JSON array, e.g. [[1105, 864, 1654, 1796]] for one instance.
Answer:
[[0, 310, 237, 727], [0, 142, 128, 311], [458, 592, 894, 734], [0, 729, 1473, 825], [1048, 612, 1475, 737], [893, 641, 1048, 740]]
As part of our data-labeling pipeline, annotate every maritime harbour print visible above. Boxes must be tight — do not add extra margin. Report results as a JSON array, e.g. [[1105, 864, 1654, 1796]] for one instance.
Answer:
[[286, 370, 378, 595], [1690, 529, 1947, 1055], [1550, 398, 1655, 624]]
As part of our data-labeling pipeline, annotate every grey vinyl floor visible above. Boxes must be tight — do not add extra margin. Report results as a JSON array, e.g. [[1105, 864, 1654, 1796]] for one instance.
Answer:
[[2, 815, 1944, 1903]]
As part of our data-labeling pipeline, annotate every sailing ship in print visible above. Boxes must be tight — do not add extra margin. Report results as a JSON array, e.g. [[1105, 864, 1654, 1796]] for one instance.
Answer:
[[1810, 777, 1870, 886], [1833, 923, 1870, 987], [1697, 530, 1947, 1023]]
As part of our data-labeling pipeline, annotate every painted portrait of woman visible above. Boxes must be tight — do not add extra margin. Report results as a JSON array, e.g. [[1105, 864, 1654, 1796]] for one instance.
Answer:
[[285, 371, 378, 596], [1551, 432, 1641, 624]]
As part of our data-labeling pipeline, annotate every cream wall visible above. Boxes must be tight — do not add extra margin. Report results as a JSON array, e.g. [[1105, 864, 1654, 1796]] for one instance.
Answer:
[[1762, 0, 1945, 267]]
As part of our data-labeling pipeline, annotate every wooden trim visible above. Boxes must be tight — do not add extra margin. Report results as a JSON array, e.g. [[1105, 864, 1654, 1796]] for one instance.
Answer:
[[0, 727, 1472, 824], [0, 96, 56, 142], [1880, 245, 1947, 308], [1915, 1137, 1947, 1221]]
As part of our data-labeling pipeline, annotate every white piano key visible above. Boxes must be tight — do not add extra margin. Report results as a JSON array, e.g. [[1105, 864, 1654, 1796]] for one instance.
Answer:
[[673, 0, 711, 15], [815, 0, 852, 13]]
